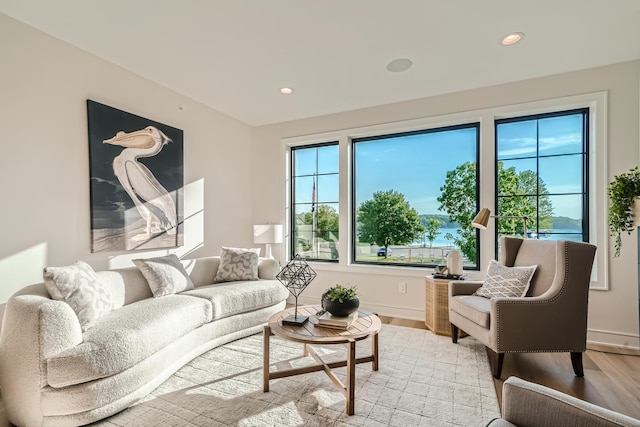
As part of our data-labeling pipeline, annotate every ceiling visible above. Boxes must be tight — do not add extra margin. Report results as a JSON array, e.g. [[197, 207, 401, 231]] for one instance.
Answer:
[[2, 1, 640, 126]]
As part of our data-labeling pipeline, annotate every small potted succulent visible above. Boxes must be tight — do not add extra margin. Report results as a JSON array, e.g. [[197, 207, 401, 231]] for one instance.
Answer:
[[321, 284, 359, 317], [607, 166, 640, 257]]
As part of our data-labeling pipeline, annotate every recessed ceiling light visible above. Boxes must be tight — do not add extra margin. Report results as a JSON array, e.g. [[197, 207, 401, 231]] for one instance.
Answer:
[[280, 87, 294, 95], [386, 58, 413, 73], [501, 32, 525, 46]]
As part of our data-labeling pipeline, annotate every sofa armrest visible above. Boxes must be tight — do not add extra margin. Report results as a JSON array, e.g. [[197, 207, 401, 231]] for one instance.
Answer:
[[501, 376, 640, 427], [0, 293, 83, 426], [449, 280, 483, 297]]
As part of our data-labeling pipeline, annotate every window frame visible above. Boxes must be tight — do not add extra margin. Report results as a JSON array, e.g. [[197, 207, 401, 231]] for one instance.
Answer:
[[350, 122, 481, 269], [493, 108, 590, 256], [281, 91, 608, 290], [290, 141, 340, 263]]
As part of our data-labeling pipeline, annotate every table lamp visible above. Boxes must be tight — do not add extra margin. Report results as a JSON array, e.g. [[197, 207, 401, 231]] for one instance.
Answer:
[[253, 224, 283, 259]]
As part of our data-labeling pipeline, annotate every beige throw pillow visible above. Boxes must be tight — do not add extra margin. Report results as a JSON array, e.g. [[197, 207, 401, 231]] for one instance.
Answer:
[[43, 261, 117, 332], [474, 260, 537, 298], [213, 247, 260, 283], [133, 254, 195, 297]]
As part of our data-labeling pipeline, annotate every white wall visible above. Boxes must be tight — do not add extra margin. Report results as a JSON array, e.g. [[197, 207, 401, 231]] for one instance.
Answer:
[[2, 12, 638, 349], [252, 60, 640, 349], [0, 14, 256, 309]]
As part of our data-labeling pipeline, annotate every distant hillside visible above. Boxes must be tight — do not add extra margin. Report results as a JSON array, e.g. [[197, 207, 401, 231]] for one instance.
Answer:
[[419, 214, 459, 228], [420, 214, 581, 230], [551, 216, 581, 230]]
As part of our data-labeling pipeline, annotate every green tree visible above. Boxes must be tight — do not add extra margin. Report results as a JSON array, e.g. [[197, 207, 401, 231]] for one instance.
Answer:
[[424, 218, 444, 248], [497, 167, 553, 233], [437, 162, 478, 261], [437, 161, 554, 262], [296, 204, 339, 245], [356, 190, 425, 258]]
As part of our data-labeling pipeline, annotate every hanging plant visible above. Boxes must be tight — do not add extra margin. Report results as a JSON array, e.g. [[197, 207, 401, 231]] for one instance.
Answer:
[[607, 167, 640, 257]]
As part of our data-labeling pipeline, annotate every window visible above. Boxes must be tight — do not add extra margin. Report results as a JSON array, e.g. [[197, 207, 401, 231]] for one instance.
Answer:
[[352, 123, 479, 268], [290, 143, 339, 261], [495, 108, 589, 244]]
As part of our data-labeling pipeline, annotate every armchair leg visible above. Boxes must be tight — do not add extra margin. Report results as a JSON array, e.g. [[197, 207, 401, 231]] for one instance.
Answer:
[[451, 324, 459, 343], [493, 352, 504, 379], [571, 352, 584, 377]]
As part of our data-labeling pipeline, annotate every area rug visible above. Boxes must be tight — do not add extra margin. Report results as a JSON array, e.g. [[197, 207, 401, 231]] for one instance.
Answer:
[[94, 325, 500, 426]]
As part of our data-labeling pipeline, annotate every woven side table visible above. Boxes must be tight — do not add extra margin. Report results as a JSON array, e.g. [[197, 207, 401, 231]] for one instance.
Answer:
[[424, 276, 466, 338]]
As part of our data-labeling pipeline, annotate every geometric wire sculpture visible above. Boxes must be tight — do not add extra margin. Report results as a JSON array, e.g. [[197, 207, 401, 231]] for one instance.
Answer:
[[276, 253, 317, 326]]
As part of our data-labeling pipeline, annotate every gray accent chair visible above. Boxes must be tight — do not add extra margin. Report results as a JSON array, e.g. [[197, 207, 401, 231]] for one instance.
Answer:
[[449, 236, 597, 379], [488, 376, 640, 426]]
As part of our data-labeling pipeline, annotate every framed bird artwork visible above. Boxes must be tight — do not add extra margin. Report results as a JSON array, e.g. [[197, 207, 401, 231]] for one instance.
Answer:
[[87, 100, 184, 252]]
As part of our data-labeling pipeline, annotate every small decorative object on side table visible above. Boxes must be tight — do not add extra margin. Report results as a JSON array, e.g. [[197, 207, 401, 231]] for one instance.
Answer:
[[276, 254, 316, 326]]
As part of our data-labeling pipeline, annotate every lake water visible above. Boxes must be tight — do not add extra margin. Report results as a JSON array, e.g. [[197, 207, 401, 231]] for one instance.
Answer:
[[415, 227, 583, 248]]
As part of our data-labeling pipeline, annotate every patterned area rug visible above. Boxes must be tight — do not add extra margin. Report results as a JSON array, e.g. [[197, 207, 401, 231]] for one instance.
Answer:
[[95, 325, 499, 426]]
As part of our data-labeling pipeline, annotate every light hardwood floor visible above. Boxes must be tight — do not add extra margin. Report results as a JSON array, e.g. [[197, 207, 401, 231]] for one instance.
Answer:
[[1, 315, 638, 425], [379, 315, 640, 421]]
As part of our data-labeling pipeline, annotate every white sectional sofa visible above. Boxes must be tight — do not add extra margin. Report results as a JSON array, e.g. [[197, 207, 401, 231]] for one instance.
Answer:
[[0, 254, 289, 427]]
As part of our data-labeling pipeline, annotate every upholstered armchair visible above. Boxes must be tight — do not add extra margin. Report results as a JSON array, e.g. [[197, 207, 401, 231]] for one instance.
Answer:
[[488, 376, 640, 427], [449, 236, 597, 379]]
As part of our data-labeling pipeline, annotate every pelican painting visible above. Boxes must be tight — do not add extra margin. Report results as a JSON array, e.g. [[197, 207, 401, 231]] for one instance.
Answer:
[[88, 100, 183, 252], [104, 126, 177, 241]]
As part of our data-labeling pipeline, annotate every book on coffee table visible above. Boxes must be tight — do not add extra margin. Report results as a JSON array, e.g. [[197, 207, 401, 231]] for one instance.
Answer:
[[316, 311, 358, 329]]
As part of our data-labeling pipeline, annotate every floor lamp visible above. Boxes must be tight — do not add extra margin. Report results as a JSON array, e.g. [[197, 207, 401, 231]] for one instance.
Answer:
[[472, 208, 529, 238], [253, 224, 283, 259]]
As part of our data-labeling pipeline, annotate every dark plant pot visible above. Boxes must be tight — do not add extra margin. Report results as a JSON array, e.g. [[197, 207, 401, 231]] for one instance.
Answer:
[[322, 296, 360, 317]]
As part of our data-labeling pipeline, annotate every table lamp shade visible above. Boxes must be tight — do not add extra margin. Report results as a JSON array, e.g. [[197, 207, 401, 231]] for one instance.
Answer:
[[253, 224, 283, 244], [253, 224, 283, 259]]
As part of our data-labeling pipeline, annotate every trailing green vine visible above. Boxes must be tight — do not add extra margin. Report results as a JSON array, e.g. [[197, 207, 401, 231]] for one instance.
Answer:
[[607, 167, 640, 257]]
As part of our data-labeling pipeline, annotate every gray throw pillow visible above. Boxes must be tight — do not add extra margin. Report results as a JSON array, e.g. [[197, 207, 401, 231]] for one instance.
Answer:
[[43, 261, 117, 332], [213, 247, 260, 283], [474, 260, 537, 298], [133, 254, 195, 297]]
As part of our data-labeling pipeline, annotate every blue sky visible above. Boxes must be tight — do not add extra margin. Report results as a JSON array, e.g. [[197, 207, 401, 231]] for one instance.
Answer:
[[295, 113, 585, 220]]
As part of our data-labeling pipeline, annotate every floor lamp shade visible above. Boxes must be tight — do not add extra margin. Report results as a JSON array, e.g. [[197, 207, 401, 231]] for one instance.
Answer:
[[253, 224, 283, 259], [472, 208, 491, 230], [472, 208, 529, 237]]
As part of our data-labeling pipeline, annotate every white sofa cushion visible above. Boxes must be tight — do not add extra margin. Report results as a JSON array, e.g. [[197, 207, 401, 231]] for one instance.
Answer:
[[183, 280, 289, 320], [213, 247, 260, 283], [46, 294, 212, 388], [43, 261, 118, 332], [133, 254, 195, 297]]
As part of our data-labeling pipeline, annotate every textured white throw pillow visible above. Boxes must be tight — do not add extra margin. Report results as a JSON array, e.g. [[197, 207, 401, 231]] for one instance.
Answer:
[[133, 254, 195, 297], [43, 260, 117, 332], [213, 247, 260, 283], [474, 260, 537, 298]]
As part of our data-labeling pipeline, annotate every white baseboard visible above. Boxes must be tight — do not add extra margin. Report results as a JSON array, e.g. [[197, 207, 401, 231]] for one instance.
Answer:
[[587, 328, 640, 351]]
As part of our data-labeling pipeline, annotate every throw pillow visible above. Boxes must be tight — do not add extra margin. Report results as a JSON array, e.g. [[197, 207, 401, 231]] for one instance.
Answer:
[[474, 260, 537, 298], [133, 254, 195, 297], [213, 246, 260, 283], [43, 261, 117, 332]]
